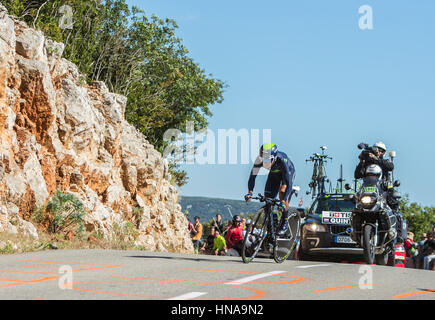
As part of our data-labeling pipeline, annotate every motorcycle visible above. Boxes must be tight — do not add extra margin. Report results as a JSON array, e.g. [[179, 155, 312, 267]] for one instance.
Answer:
[[350, 164, 400, 265]]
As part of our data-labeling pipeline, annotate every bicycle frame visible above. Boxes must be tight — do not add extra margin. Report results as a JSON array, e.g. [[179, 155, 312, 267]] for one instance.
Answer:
[[252, 194, 281, 242]]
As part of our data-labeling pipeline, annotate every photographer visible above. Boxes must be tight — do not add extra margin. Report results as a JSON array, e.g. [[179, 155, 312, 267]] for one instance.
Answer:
[[354, 142, 394, 181], [353, 142, 404, 243]]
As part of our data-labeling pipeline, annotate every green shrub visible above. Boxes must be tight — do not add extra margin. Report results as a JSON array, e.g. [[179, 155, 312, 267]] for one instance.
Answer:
[[45, 190, 86, 236]]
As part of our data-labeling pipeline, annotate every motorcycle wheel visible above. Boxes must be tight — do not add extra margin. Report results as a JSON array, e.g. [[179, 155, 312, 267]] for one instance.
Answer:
[[363, 224, 375, 265]]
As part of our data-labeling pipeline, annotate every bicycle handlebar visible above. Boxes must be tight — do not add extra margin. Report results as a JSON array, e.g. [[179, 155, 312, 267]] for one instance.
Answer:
[[250, 194, 283, 205]]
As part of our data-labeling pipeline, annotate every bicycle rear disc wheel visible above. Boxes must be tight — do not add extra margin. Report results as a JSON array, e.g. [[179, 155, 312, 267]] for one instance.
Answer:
[[273, 210, 301, 263], [241, 208, 269, 263]]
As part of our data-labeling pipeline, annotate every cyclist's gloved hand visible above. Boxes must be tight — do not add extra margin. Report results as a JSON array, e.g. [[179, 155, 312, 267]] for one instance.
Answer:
[[244, 192, 253, 202], [278, 201, 287, 213]]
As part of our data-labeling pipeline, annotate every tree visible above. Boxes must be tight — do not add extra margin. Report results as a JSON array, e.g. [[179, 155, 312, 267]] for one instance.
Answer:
[[400, 195, 435, 240]]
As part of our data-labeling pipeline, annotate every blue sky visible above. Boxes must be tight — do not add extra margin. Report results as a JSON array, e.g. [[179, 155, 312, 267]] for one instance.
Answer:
[[127, 0, 435, 207]]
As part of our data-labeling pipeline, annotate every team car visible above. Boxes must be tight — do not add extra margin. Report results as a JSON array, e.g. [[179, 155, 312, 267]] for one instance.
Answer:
[[299, 192, 363, 261]]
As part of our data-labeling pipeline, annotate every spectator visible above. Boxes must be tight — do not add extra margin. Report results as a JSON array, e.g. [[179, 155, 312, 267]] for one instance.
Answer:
[[418, 233, 427, 248], [212, 214, 225, 234], [416, 233, 428, 269], [423, 232, 435, 270], [213, 230, 227, 256], [187, 215, 194, 236], [417, 231, 435, 269], [404, 232, 418, 268], [200, 226, 216, 254], [225, 215, 244, 254], [242, 218, 247, 230], [191, 216, 203, 253], [223, 220, 232, 233]]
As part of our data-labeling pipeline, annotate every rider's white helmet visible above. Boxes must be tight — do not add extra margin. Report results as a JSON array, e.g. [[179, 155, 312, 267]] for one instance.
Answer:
[[366, 164, 382, 177], [374, 142, 387, 153]]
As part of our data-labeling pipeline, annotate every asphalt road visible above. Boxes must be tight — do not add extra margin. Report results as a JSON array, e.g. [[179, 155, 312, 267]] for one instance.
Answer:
[[0, 249, 434, 300]]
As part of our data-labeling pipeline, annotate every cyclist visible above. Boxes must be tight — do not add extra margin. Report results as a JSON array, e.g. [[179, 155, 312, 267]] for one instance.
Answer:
[[244, 143, 296, 237]]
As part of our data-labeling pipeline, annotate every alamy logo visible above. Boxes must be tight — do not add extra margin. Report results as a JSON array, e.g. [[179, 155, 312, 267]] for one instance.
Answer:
[[59, 5, 74, 30], [359, 5, 373, 30], [58, 265, 73, 290], [358, 265, 373, 289], [163, 121, 272, 166]]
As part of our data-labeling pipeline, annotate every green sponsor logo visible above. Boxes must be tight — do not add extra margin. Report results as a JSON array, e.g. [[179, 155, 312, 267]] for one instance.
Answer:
[[363, 187, 377, 193]]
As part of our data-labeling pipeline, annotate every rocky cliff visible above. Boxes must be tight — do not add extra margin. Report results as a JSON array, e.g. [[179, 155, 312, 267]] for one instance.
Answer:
[[0, 5, 193, 253]]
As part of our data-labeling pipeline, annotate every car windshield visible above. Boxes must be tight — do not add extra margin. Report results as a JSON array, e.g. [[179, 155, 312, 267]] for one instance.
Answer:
[[312, 197, 355, 214]]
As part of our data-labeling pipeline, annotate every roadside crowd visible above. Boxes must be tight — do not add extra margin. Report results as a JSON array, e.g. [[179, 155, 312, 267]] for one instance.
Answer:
[[187, 214, 246, 256], [404, 229, 435, 271]]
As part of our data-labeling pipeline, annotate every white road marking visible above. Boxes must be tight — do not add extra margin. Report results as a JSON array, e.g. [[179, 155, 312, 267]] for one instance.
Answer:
[[225, 270, 285, 285], [295, 264, 331, 269], [167, 270, 285, 299], [167, 292, 207, 300]]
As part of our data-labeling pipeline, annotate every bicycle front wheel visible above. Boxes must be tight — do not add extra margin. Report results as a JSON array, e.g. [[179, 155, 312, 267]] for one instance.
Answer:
[[241, 208, 269, 263], [273, 209, 301, 263]]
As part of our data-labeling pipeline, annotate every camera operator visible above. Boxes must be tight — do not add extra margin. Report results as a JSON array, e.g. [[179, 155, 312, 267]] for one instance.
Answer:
[[354, 142, 394, 181], [353, 142, 404, 243]]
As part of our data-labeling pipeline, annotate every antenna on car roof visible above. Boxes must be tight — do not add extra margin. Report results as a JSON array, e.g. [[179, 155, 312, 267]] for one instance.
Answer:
[[336, 164, 345, 193]]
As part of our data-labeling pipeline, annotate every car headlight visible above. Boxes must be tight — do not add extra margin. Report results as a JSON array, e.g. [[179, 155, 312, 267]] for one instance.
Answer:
[[303, 223, 328, 233]]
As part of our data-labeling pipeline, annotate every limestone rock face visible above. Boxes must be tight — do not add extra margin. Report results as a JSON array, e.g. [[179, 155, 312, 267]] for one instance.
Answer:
[[0, 11, 193, 253]]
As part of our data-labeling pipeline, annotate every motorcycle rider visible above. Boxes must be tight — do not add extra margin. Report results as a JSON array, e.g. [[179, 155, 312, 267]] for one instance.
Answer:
[[244, 143, 296, 237], [352, 141, 404, 242]]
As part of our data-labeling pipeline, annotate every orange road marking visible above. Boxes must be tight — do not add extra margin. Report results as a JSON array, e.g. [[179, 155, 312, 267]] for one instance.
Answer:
[[393, 289, 435, 299], [1, 262, 270, 300], [0, 276, 57, 283], [0, 276, 59, 288], [0, 277, 24, 282], [18, 260, 101, 265], [18, 276, 59, 283], [0, 265, 121, 275], [307, 284, 374, 293], [67, 265, 122, 273], [63, 281, 162, 298], [0, 261, 122, 291]]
